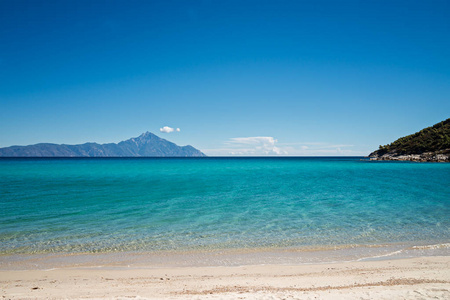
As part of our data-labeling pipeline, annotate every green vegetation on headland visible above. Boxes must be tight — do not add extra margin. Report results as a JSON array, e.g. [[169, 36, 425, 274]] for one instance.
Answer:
[[369, 118, 450, 162]]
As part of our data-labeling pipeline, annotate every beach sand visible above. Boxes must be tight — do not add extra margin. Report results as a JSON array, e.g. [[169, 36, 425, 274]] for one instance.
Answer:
[[1, 256, 449, 299]]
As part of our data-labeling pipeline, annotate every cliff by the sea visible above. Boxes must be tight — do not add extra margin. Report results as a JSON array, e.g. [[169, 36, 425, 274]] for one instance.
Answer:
[[369, 118, 450, 162]]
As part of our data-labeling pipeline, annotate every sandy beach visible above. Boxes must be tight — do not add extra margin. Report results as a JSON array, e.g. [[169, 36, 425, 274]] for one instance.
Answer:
[[1, 256, 449, 299]]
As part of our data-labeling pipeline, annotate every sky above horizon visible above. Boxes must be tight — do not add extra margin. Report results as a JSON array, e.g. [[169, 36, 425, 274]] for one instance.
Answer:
[[1, 0, 449, 156]]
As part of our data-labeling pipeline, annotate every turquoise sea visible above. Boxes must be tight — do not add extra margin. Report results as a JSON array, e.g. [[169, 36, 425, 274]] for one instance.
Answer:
[[1, 157, 449, 266]]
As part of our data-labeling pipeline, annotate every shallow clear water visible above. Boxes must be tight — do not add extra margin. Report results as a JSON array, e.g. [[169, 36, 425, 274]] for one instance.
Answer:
[[0, 157, 449, 255]]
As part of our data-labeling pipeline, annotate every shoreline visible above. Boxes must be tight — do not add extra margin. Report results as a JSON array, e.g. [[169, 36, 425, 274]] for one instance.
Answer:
[[2, 241, 450, 271], [1, 256, 449, 299]]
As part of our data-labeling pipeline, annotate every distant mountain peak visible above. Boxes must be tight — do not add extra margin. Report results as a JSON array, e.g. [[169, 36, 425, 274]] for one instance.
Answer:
[[139, 131, 153, 137], [0, 132, 206, 157]]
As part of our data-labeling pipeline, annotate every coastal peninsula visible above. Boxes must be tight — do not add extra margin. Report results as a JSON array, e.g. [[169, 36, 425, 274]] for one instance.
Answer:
[[369, 118, 450, 162]]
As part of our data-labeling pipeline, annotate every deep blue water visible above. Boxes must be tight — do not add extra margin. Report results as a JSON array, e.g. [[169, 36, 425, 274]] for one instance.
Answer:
[[0, 157, 449, 254]]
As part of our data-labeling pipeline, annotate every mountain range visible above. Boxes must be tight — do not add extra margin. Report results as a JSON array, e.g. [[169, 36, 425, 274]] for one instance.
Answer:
[[0, 132, 206, 157]]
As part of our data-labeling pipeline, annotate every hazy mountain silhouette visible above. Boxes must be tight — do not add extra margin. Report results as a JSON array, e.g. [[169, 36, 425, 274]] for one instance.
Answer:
[[0, 132, 206, 157]]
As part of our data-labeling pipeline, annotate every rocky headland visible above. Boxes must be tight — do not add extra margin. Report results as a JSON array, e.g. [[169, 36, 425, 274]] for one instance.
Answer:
[[369, 150, 449, 162], [368, 118, 450, 162]]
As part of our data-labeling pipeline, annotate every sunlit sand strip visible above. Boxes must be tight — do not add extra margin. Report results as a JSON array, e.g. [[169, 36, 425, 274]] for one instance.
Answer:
[[1, 256, 449, 299]]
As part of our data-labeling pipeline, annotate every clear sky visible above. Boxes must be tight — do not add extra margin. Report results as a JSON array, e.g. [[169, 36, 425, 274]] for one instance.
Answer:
[[1, 0, 449, 156]]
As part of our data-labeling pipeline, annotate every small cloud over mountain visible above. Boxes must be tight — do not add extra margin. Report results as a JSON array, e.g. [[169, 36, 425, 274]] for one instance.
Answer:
[[160, 126, 181, 133]]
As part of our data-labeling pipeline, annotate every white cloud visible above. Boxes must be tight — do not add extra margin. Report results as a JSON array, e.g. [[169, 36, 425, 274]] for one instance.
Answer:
[[221, 136, 287, 155], [228, 137, 273, 144], [160, 126, 180, 133], [203, 138, 367, 156]]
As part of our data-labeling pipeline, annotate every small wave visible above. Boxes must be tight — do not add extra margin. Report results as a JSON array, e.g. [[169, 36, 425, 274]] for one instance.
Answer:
[[357, 249, 405, 261], [410, 243, 450, 250]]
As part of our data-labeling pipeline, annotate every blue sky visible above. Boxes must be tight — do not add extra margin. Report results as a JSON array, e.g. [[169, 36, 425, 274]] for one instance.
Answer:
[[1, 0, 449, 155]]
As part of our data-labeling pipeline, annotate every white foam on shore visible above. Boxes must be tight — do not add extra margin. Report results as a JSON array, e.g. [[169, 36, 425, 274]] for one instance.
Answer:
[[357, 250, 405, 261], [357, 242, 450, 261], [410, 243, 450, 250]]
